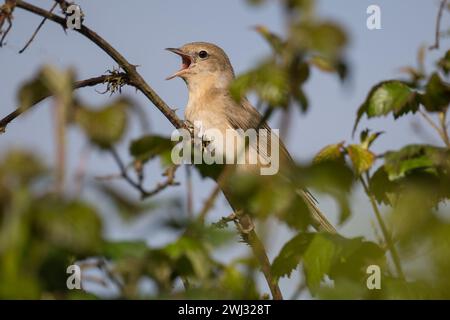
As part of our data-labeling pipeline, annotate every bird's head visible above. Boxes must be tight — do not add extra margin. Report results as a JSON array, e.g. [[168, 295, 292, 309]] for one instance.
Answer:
[[166, 42, 235, 90]]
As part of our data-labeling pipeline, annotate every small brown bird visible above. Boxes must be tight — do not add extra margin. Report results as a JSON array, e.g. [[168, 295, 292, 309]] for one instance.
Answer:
[[166, 42, 335, 233]]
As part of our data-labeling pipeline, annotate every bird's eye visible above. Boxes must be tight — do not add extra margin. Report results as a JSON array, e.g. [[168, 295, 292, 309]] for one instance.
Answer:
[[198, 50, 208, 59]]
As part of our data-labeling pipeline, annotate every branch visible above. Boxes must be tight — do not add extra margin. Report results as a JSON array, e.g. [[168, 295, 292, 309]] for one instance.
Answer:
[[238, 219, 284, 300], [14, 0, 185, 129], [438, 109, 450, 147], [360, 174, 405, 280], [108, 148, 179, 199], [211, 210, 283, 300], [0, 0, 15, 47], [198, 184, 222, 223], [429, 0, 448, 50], [419, 109, 450, 148], [0, 75, 119, 133], [18, 1, 57, 53]]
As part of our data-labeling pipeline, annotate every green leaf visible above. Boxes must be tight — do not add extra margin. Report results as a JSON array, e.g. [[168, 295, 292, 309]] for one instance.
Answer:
[[302, 234, 385, 294], [163, 237, 212, 279], [129, 135, 175, 163], [354, 81, 419, 134], [226, 172, 311, 229], [17, 65, 74, 112], [303, 233, 336, 291], [102, 241, 149, 260], [0, 150, 47, 185], [346, 144, 375, 175], [291, 21, 347, 58], [302, 162, 355, 193], [17, 76, 50, 112], [368, 166, 397, 205], [360, 129, 383, 150], [313, 142, 345, 163], [384, 144, 450, 180], [254, 25, 285, 54], [32, 198, 103, 255], [271, 233, 314, 279], [289, 60, 310, 111], [230, 60, 290, 108], [220, 265, 259, 299], [75, 98, 130, 148], [420, 73, 450, 112], [297, 162, 354, 224], [309, 56, 348, 80], [438, 50, 450, 75]]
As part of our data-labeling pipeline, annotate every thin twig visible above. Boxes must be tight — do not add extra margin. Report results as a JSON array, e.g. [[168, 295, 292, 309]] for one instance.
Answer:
[[0, 16, 11, 46], [198, 184, 222, 223], [109, 148, 179, 199], [419, 109, 450, 147], [0, 0, 16, 47], [18, 1, 57, 53], [438, 109, 450, 147], [0, 75, 120, 133], [429, 0, 448, 50], [360, 174, 405, 280], [97, 258, 125, 294]]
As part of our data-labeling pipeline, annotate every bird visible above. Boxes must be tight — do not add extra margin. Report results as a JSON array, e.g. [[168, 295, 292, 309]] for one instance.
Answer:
[[166, 42, 336, 233]]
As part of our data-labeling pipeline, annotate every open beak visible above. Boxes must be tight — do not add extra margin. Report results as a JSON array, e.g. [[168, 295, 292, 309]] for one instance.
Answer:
[[165, 48, 192, 80]]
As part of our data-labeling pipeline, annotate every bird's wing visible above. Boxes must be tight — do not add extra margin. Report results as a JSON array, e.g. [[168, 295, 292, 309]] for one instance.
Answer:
[[224, 98, 293, 165], [224, 96, 336, 233]]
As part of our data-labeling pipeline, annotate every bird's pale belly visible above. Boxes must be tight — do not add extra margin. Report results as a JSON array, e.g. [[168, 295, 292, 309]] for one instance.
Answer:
[[185, 110, 265, 169]]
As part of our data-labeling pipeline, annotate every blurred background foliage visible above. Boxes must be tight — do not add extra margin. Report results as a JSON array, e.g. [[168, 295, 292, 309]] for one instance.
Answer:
[[1, 0, 450, 299]]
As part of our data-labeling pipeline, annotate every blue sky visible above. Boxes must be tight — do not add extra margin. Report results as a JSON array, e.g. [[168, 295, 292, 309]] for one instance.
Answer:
[[0, 0, 448, 297]]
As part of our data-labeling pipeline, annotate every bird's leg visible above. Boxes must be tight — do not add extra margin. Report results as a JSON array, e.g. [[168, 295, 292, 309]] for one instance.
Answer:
[[183, 119, 195, 136]]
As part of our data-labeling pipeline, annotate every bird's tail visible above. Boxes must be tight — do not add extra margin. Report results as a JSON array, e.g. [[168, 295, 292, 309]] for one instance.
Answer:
[[297, 189, 337, 234]]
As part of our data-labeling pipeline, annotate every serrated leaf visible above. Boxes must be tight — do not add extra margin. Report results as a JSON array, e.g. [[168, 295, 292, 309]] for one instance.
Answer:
[[384, 144, 450, 180], [313, 142, 345, 163], [420, 73, 450, 112], [303, 233, 336, 291], [302, 234, 385, 294], [354, 81, 419, 134], [271, 233, 314, 279], [346, 144, 375, 175]]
